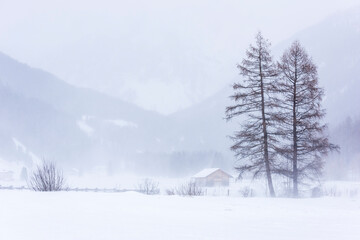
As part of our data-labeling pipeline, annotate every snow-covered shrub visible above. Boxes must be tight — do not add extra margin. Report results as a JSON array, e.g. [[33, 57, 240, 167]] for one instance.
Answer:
[[175, 181, 204, 196], [137, 178, 160, 195], [239, 186, 255, 197], [165, 188, 175, 195], [322, 182, 360, 198], [323, 186, 341, 197], [29, 161, 66, 191], [277, 186, 293, 198], [311, 186, 323, 198]]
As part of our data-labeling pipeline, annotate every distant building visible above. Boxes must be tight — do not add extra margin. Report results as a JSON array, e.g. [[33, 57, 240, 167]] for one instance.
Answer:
[[192, 168, 232, 187]]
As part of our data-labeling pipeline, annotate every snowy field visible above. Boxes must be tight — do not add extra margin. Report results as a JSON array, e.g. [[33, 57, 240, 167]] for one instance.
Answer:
[[1, 190, 360, 240]]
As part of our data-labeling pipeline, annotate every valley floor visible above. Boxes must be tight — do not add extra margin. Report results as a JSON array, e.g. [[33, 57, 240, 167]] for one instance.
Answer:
[[1, 191, 359, 240]]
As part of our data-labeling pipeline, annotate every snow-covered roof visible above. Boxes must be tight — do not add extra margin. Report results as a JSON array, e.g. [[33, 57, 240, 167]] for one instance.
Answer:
[[193, 168, 221, 178]]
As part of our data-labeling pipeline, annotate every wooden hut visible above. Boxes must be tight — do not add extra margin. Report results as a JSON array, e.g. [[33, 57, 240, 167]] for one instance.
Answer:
[[192, 168, 232, 187]]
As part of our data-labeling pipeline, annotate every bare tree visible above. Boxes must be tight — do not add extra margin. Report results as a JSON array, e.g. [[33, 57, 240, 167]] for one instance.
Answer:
[[137, 178, 160, 195], [28, 161, 66, 191], [275, 41, 339, 197], [226, 32, 278, 197], [174, 181, 204, 196]]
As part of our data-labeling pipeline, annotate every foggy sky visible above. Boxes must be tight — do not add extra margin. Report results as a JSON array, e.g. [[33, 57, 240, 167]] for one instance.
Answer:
[[0, 0, 359, 114]]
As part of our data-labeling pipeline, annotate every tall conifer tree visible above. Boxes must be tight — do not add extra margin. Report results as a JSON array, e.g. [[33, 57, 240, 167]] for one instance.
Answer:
[[275, 41, 338, 197], [226, 32, 278, 197]]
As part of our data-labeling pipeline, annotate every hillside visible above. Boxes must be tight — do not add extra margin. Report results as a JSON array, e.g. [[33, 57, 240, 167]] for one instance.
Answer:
[[0, 51, 231, 177], [0, 52, 177, 173]]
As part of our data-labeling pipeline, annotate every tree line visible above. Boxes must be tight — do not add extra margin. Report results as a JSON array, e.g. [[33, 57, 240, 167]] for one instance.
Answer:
[[226, 32, 339, 197]]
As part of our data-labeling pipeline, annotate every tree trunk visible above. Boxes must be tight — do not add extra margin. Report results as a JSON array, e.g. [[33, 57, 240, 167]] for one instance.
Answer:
[[292, 76, 298, 197], [259, 57, 276, 197]]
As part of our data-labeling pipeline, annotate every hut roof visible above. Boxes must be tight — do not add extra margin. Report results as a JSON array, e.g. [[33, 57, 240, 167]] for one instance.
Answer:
[[193, 168, 232, 178]]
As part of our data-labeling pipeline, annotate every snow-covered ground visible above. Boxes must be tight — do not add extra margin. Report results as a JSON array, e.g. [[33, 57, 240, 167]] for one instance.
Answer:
[[3, 170, 360, 198], [1, 190, 360, 240]]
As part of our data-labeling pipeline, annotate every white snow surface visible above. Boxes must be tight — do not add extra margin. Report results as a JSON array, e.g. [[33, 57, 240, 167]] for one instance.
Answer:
[[77, 119, 94, 136], [1, 191, 359, 240], [11, 137, 41, 165], [12, 137, 26, 153], [106, 119, 138, 128]]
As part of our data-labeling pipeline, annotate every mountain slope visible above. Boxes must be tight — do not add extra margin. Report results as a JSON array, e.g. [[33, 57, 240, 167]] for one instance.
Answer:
[[0, 52, 179, 173], [273, 6, 360, 125]]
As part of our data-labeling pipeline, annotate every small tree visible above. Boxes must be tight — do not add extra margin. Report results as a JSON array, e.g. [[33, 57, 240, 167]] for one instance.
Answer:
[[275, 41, 339, 197], [175, 181, 204, 196], [137, 178, 160, 195], [226, 32, 278, 197], [29, 161, 66, 191]]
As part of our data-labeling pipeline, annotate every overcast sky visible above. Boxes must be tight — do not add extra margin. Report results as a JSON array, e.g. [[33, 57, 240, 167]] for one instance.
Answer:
[[1, 0, 359, 114]]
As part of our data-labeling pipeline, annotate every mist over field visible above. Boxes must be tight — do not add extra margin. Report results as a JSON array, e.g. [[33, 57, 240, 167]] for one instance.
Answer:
[[0, 3, 360, 178], [1, 1, 360, 240]]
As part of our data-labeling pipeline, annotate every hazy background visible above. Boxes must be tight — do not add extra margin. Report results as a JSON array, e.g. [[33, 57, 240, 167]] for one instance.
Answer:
[[1, 0, 359, 114], [0, 0, 360, 181]]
